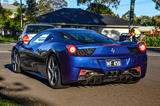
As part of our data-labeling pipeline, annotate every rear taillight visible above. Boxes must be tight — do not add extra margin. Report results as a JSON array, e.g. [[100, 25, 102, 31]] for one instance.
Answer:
[[80, 70, 87, 75], [136, 67, 141, 72], [66, 45, 95, 56], [67, 45, 77, 54], [139, 43, 146, 52], [22, 34, 29, 42]]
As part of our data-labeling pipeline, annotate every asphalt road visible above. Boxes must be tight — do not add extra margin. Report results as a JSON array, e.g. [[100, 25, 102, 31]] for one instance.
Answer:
[[0, 43, 160, 106]]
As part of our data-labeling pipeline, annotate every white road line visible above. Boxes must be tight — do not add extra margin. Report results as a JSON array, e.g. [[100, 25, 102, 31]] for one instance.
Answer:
[[148, 55, 160, 56], [0, 43, 15, 45], [0, 51, 11, 53]]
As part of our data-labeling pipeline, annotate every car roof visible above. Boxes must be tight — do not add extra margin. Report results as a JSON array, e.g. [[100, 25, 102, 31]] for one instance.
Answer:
[[47, 28, 90, 32], [27, 23, 54, 26]]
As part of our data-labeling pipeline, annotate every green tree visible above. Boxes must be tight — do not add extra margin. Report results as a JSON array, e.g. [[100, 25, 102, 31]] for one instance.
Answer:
[[36, 0, 67, 15], [122, 10, 138, 22], [137, 16, 152, 26], [0, 8, 13, 29], [13, 5, 26, 30], [153, 0, 160, 10], [151, 15, 160, 26], [13, 0, 19, 6], [26, 0, 37, 23], [0, 2, 3, 12], [86, 3, 115, 15], [0, 4, 27, 37], [77, 0, 120, 9]]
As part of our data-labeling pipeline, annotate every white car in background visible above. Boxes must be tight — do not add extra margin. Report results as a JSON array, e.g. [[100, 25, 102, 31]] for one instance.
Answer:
[[19, 24, 55, 43]]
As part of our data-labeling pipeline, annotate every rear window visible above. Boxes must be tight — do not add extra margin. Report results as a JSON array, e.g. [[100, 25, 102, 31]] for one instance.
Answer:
[[26, 25, 54, 33], [59, 30, 117, 44]]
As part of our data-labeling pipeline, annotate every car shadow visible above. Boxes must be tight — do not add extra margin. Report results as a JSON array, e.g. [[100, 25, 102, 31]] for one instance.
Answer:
[[69, 81, 128, 88], [4, 64, 50, 88], [4, 64, 131, 89]]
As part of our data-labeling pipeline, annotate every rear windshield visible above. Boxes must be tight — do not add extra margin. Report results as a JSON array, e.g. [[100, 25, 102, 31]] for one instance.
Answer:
[[59, 30, 117, 44], [26, 25, 54, 33]]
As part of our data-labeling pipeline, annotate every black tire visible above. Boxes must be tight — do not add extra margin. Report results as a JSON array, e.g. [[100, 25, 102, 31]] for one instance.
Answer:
[[11, 50, 21, 73], [46, 54, 62, 89]]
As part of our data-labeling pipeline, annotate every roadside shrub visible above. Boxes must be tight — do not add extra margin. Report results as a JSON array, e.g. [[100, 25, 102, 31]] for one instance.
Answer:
[[142, 35, 160, 47], [0, 35, 16, 42], [144, 33, 160, 37]]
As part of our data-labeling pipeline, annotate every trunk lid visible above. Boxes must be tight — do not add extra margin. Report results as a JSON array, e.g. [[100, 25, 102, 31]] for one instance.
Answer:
[[76, 44, 130, 57]]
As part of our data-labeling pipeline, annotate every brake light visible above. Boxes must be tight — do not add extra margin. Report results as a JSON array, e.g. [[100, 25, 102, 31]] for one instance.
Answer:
[[22, 35, 29, 42], [139, 43, 146, 52], [80, 70, 87, 75], [66, 45, 77, 54], [136, 67, 141, 72]]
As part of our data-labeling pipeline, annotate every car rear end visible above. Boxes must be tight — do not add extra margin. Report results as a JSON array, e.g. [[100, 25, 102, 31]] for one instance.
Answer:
[[20, 24, 55, 43], [57, 29, 147, 84], [59, 43, 147, 84]]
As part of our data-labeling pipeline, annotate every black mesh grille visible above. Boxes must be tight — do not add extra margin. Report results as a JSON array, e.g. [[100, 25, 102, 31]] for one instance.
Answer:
[[127, 47, 143, 54], [73, 48, 96, 56]]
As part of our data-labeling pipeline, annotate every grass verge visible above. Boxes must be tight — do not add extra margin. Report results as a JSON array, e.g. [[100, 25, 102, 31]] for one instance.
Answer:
[[0, 36, 16, 43], [0, 94, 22, 106]]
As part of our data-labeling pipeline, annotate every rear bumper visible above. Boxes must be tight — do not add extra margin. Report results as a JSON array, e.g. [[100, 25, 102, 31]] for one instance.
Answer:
[[58, 53, 147, 84], [78, 67, 142, 84]]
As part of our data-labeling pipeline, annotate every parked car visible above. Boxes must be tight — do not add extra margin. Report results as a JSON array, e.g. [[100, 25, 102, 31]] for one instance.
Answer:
[[11, 28, 147, 88], [19, 24, 55, 43]]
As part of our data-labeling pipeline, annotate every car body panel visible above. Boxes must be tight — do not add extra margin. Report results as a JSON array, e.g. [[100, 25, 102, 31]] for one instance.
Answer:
[[12, 28, 147, 84]]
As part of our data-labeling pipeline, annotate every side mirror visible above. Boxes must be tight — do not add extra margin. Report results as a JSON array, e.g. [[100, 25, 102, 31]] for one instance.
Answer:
[[17, 41, 24, 46]]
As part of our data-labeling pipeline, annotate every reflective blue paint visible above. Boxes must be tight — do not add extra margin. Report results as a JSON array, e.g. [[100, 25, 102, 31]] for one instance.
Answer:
[[14, 28, 147, 84]]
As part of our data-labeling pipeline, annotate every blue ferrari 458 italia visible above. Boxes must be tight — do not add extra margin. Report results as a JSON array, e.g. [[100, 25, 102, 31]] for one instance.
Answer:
[[11, 28, 147, 88]]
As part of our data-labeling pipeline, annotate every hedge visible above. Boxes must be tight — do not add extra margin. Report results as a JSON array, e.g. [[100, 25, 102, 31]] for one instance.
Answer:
[[142, 34, 160, 47]]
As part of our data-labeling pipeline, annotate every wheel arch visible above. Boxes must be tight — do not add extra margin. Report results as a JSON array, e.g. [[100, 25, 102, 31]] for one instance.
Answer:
[[45, 49, 63, 82]]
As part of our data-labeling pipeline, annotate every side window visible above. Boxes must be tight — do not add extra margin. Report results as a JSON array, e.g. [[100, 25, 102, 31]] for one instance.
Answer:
[[45, 34, 54, 41], [29, 32, 50, 45]]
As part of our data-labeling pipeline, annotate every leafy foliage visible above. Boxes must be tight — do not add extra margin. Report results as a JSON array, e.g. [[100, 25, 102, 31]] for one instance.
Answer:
[[142, 34, 160, 47], [153, 0, 160, 10], [77, 0, 120, 9], [87, 3, 115, 15], [36, 0, 67, 15], [122, 11, 160, 26], [13, 0, 19, 6], [137, 16, 160, 26], [77, 0, 119, 15], [121, 10, 138, 22], [0, 3, 26, 37], [0, 8, 13, 29], [26, 0, 37, 23], [0, 35, 16, 42]]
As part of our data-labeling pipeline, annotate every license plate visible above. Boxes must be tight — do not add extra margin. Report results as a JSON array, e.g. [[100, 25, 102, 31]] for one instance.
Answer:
[[106, 59, 121, 67]]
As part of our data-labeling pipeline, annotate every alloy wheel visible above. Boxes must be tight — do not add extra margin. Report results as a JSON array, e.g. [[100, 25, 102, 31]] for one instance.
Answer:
[[12, 51, 18, 72], [47, 57, 58, 86]]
